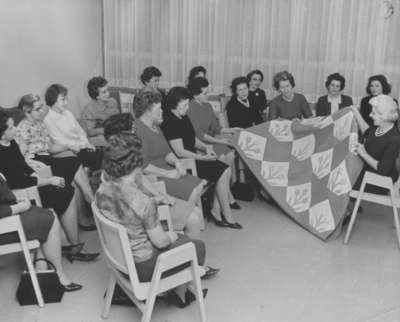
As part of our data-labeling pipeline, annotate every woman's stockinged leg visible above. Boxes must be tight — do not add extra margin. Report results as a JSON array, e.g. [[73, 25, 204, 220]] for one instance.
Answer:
[[73, 165, 94, 203], [59, 191, 80, 245], [215, 168, 235, 222]]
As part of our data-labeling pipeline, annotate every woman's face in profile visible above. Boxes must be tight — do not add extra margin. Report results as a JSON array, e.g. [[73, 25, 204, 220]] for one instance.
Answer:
[[327, 80, 342, 96], [176, 99, 189, 116], [370, 80, 383, 96], [28, 100, 47, 122], [149, 102, 163, 124], [236, 83, 249, 100]]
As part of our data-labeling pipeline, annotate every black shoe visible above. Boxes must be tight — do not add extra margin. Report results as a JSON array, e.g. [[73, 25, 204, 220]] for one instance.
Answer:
[[166, 291, 187, 308], [185, 288, 208, 305], [62, 243, 85, 256], [66, 251, 100, 263], [79, 224, 97, 231], [230, 202, 241, 210], [202, 266, 220, 280], [207, 212, 230, 228], [222, 219, 243, 230], [62, 282, 83, 292]]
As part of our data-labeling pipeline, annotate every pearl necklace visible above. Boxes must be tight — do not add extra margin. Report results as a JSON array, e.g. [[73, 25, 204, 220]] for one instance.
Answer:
[[375, 124, 393, 137]]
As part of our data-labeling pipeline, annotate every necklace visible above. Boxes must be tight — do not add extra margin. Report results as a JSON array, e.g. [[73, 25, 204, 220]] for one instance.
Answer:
[[375, 124, 393, 137]]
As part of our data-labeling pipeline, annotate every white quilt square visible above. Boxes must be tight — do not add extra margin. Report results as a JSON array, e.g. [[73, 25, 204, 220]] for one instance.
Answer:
[[291, 134, 315, 161], [261, 161, 289, 187], [334, 112, 353, 141], [309, 200, 335, 233], [286, 182, 312, 213], [238, 131, 267, 161], [327, 160, 352, 195], [311, 148, 333, 179], [269, 120, 293, 142]]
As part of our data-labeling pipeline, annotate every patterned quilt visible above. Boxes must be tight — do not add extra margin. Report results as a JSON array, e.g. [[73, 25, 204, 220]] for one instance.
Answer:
[[234, 107, 364, 240]]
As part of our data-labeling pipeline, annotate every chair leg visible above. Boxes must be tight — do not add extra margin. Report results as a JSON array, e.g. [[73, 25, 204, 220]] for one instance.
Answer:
[[141, 279, 159, 322], [102, 273, 116, 319], [344, 197, 363, 244], [191, 265, 206, 322], [197, 199, 205, 230], [390, 189, 400, 249], [22, 249, 44, 307]]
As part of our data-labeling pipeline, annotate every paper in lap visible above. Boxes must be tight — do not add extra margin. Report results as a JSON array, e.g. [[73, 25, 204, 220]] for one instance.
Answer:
[[234, 107, 364, 240]]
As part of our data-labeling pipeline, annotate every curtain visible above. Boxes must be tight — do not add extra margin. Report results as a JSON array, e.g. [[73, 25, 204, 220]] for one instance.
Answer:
[[103, 0, 400, 103]]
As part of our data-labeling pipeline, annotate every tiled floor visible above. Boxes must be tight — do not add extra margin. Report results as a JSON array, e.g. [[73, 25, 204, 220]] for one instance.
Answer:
[[1, 199, 400, 322]]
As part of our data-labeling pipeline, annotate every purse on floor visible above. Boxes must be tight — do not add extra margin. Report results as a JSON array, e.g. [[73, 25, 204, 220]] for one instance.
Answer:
[[16, 258, 65, 305]]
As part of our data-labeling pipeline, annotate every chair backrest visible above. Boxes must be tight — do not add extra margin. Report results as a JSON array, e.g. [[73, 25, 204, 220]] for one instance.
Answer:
[[91, 202, 145, 296]]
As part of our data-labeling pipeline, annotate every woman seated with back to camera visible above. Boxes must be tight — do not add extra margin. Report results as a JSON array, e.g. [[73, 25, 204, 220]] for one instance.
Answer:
[[161, 87, 242, 229], [315, 73, 353, 116], [95, 132, 209, 307], [15, 94, 95, 217], [268, 71, 312, 120], [0, 110, 99, 263], [0, 173, 82, 292]]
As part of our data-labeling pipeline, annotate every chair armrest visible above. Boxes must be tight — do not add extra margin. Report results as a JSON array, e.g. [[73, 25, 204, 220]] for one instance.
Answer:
[[179, 158, 197, 176], [154, 242, 198, 274], [12, 186, 42, 207], [361, 171, 393, 190], [0, 215, 21, 234]]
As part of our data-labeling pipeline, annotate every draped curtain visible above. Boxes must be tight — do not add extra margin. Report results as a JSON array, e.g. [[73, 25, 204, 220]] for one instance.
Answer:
[[103, 0, 400, 102]]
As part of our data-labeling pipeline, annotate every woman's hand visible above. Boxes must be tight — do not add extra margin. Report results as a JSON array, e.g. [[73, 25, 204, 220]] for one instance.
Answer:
[[49, 176, 65, 188], [167, 231, 179, 243], [205, 145, 217, 158], [15, 199, 32, 213], [354, 143, 367, 158], [167, 169, 181, 179], [85, 143, 96, 152], [175, 161, 187, 177], [68, 145, 81, 154], [350, 105, 360, 115]]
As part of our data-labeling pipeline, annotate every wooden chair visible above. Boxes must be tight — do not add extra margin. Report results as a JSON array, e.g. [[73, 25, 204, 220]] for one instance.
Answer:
[[91, 202, 206, 322], [0, 173, 44, 307], [344, 171, 400, 248]]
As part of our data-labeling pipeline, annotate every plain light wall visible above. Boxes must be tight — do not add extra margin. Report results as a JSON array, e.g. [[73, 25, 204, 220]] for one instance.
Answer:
[[0, 0, 103, 117]]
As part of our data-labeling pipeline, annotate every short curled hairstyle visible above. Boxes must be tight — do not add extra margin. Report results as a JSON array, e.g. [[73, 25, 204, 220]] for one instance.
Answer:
[[366, 74, 391, 95], [140, 66, 162, 85], [369, 94, 399, 123], [0, 110, 11, 138], [188, 66, 207, 83], [187, 77, 209, 96], [103, 113, 134, 141], [273, 71, 295, 91], [230, 76, 249, 96], [45, 84, 68, 107], [87, 76, 108, 99], [164, 87, 191, 111], [325, 73, 346, 90], [102, 132, 143, 179], [18, 94, 41, 114], [247, 69, 264, 83], [133, 90, 162, 118]]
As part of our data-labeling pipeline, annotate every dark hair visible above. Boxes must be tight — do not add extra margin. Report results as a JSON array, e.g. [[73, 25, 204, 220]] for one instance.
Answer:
[[140, 66, 162, 85], [188, 66, 207, 83], [87, 76, 108, 99], [164, 87, 191, 111], [0, 110, 10, 138], [18, 94, 41, 114], [103, 113, 134, 141], [247, 69, 264, 83], [366, 74, 391, 95], [102, 132, 143, 178], [133, 90, 162, 118], [273, 71, 295, 90], [45, 84, 68, 107], [325, 73, 346, 90], [230, 77, 249, 95], [187, 77, 209, 96]]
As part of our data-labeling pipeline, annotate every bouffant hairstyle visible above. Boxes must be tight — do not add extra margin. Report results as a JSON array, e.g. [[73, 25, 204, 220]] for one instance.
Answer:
[[164, 87, 191, 111], [102, 132, 143, 178], [87, 76, 108, 99], [273, 71, 295, 91], [230, 76, 249, 96], [103, 113, 134, 141], [18, 94, 41, 114], [247, 69, 264, 83], [133, 90, 162, 118], [45, 84, 68, 107], [366, 74, 392, 95], [187, 77, 209, 96], [0, 110, 10, 138], [188, 66, 207, 83], [369, 94, 399, 123], [140, 66, 162, 85], [325, 73, 346, 90]]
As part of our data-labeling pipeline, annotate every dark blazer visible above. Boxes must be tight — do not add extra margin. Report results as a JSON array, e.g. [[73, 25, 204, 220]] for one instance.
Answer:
[[315, 94, 353, 116]]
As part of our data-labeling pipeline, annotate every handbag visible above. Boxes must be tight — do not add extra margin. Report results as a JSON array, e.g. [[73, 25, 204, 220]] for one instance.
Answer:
[[231, 161, 255, 201], [16, 258, 65, 305]]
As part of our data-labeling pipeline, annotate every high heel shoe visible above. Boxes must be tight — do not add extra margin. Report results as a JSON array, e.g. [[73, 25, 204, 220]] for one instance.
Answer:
[[166, 291, 187, 308], [62, 282, 83, 292], [220, 213, 243, 230], [61, 243, 84, 256], [230, 202, 241, 210], [207, 212, 230, 228], [185, 288, 208, 305], [66, 251, 100, 263]]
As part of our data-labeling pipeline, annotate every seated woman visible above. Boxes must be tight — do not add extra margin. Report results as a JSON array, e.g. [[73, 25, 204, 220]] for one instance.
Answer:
[[139, 66, 166, 103], [187, 77, 240, 209], [81, 76, 120, 147], [161, 87, 242, 229], [0, 174, 81, 292], [0, 111, 99, 262], [360, 75, 397, 127], [15, 94, 95, 210], [268, 71, 312, 120], [43, 84, 103, 171], [187, 66, 207, 85], [226, 76, 263, 129], [95, 132, 208, 307], [247, 69, 268, 120], [315, 73, 353, 116]]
